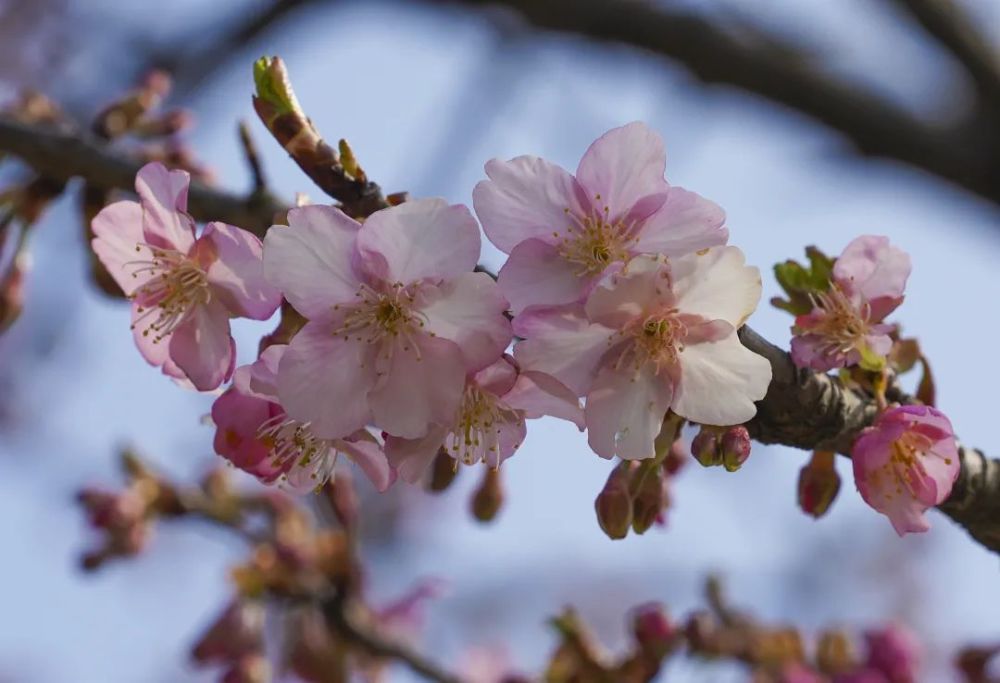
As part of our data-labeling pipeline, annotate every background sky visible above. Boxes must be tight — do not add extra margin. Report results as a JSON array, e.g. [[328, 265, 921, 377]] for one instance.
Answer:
[[1, 1, 999, 681]]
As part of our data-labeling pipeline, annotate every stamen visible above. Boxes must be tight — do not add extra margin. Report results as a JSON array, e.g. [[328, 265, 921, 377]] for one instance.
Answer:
[[553, 206, 639, 276], [257, 414, 337, 490], [127, 243, 210, 342], [807, 285, 872, 359], [444, 386, 520, 467], [611, 308, 689, 378]]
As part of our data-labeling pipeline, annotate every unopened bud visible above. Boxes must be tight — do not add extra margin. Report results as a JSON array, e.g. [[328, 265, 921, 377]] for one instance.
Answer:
[[191, 599, 265, 664], [797, 451, 840, 518], [721, 425, 751, 472], [632, 603, 675, 659], [631, 464, 665, 534], [663, 439, 687, 476], [471, 467, 503, 522], [595, 462, 634, 540], [816, 629, 855, 675], [691, 427, 723, 467], [428, 448, 459, 492]]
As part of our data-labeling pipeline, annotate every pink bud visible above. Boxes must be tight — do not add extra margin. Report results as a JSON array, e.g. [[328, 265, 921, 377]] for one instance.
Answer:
[[720, 425, 751, 472], [631, 603, 675, 658], [595, 462, 634, 540], [471, 468, 504, 522], [631, 465, 665, 534], [691, 427, 723, 468], [798, 451, 841, 519]]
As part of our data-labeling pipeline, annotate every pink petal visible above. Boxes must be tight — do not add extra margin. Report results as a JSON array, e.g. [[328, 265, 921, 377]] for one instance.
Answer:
[[497, 238, 589, 315], [262, 206, 362, 319], [385, 427, 449, 484], [632, 187, 728, 257], [134, 162, 195, 252], [512, 307, 613, 396], [584, 255, 674, 329], [339, 436, 395, 492], [131, 300, 171, 367], [418, 272, 512, 372], [202, 222, 281, 320], [357, 198, 480, 284], [575, 122, 668, 221], [473, 356, 519, 396], [503, 370, 584, 429], [585, 363, 674, 460], [489, 416, 527, 468], [369, 334, 466, 439], [277, 319, 376, 439], [167, 298, 235, 391], [834, 235, 911, 303], [473, 155, 586, 253], [673, 332, 771, 425], [246, 344, 285, 400], [672, 246, 762, 327], [90, 200, 150, 296], [211, 387, 286, 483]]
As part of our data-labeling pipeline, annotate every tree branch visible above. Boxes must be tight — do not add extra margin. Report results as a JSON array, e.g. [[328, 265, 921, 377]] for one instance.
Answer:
[[431, 0, 1000, 207], [2, 113, 998, 553]]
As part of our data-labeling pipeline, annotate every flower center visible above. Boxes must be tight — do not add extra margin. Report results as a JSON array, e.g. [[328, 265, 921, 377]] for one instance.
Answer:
[[128, 244, 210, 342], [333, 282, 427, 352], [554, 201, 637, 276], [257, 414, 337, 489], [443, 386, 520, 466], [612, 309, 689, 376], [808, 285, 871, 355]]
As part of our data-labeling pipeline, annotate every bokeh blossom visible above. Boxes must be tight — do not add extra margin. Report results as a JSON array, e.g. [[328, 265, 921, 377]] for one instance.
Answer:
[[211, 345, 393, 492], [263, 200, 511, 441], [385, 355, 583, 482], [91, 162, 280, 390], [473, 121, 727, 314], [852, 405, 959, 535], [791, 235, 910, 371], [514, 248, 771, 460]]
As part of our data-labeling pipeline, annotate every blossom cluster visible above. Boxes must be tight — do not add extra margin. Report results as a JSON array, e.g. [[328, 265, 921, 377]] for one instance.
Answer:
[[92, 121, 959, 539]]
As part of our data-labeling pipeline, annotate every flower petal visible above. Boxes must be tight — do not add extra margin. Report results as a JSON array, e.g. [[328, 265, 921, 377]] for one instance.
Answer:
[[497, 238, 590, 314], [385, 427, 449, 484], [585, 362, 674, 460], [369, 335, 466, 439], [504, 370, 584, 429], [168, 298, 235, 391], [575, 122, 668, 221], [131, 301, 171, 367], [134, 162, 195, 252], [357, 198, 480, 284], [277, 319, 375, 439], [246, 344, 285, 400], [211, 387, 286, 483], [473, 155, 586, 253], [632, 187, 728, 257], [339, 436, 395, 492], [672, 246, 762, 327], [418, 272, 512, 372], [673, 332, 771, 425], [834, 235, 911, 303], [91, 200, 150, 296], [512, 307, 613, 396], [262, 205, 362, 318], [202, 222, 281, 320], [584, 255, 673, 329]]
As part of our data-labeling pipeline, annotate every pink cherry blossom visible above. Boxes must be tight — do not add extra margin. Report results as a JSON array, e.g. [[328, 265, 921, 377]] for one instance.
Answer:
[[514, 248, 771, 460], [211, 345, 393, 492], [852, 405, 959, 535], [791, 235, 910, 371], [862, 623, 921, 683], [473, 122, 728, 314], [91, 162, 281, 390], [262, 199, 511, 441], [384, 355, 584, 483]]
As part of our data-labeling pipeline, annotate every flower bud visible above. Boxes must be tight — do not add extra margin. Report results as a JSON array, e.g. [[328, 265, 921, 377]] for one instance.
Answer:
[[721, 425, 751, 472], [471, 467, 503, 522], [595, 462, 634, 540], [631, 464, 665, 535], [428, 448, 459, 493], [191, 599, 266, 665], [798, 451, 840, 519], [663, 439, 688, 476], [691, 427, 723, 467], [631, 603, 675, 659], [816, 629, 855, 675]]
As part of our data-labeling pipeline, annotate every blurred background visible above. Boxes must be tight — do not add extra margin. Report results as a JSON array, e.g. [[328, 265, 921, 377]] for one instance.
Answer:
[[0, 0, 999, 681]]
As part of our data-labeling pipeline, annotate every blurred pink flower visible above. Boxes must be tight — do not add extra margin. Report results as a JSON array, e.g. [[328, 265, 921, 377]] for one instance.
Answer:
[[863, 623, 921, 683], [263, 200, 511, 440], [91, 162, 280, 390], [514, 249, 771, 460], [852, 405, 959, 535], [791, 235, 910, 371], [473, 121, 727, 314], [211, 345, 393, 492], [385, 355, 583, 482]]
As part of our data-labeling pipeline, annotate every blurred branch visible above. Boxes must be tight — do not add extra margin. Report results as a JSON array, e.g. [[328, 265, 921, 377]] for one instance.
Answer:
[[433, 0, 1000, 207], [886, 0, 1000, 109], [0, 114, 286, 236]]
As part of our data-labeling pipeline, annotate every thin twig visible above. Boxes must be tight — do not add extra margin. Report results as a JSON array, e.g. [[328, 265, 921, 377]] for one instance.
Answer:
[[238, 120, 268, 193]]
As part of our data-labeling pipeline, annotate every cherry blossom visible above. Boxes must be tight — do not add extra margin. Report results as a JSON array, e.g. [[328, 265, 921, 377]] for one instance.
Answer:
[[791, 235, 910, 371], [514, 248, 771, 460], [384, 355, 583, 483], [211, 345, 393, 492], [91, 162, 280, 390], [852, 405, 959, 535], [263, 199, 511, 441], [473, 121, 727, 314]]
